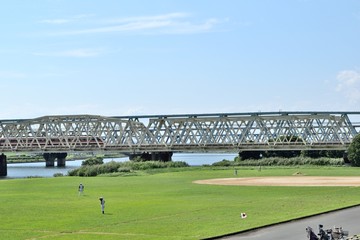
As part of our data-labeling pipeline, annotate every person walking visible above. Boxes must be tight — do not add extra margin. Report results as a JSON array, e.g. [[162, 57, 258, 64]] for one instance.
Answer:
[[78, 183, 84, 196], [99, 197, 105, 214]]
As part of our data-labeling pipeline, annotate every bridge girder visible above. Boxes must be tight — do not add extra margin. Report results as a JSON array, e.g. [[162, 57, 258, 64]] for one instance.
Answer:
[[0, 112, 358, 153]]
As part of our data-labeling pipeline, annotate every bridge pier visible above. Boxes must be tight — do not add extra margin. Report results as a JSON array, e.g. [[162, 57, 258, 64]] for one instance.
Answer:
[[44, 153, 56, 167], [0, 153, 7, 176], [56, 153, 67, 167], [43, 153, 68, 167]]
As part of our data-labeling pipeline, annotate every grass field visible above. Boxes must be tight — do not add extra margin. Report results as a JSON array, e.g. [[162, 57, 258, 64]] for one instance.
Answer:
[[1, 166, 360, 239]]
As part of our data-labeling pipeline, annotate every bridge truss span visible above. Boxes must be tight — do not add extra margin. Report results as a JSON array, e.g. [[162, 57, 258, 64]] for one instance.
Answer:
[[0, 115, 154, 152], [0, 111, 359, 153], [147, 112, 359, 152]]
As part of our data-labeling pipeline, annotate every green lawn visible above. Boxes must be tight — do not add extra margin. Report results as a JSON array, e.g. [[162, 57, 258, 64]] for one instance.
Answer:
[[1, 166, 360, 239]]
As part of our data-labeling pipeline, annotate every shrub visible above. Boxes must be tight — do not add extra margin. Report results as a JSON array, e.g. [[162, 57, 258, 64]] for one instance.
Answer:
[[84, 166, 99, 176], [213, 157, 345, 167], [82, 157, 104, 166], [130, 156, 142, 162], [68, 160, 189, 177], [348, 134, 360, 166], [167, 161, 189, 168], [98, 161, 121, 174], [68, 168, 79, 176], [212, 160, 233, 167], [53, 173, 64, 177], [118, 167, 131, 173]]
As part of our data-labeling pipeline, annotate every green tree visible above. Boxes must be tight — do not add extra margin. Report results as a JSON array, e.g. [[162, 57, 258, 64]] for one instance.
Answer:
[[301, 150, 345, 158], [348, 134, 360, 166], [238, 151, 264, 160]]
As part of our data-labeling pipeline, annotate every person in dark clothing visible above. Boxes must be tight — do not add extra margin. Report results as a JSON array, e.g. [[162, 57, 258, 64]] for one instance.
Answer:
[[99, 197, 105, 214]]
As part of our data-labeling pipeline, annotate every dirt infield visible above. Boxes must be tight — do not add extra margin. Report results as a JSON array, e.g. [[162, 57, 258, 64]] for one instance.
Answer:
[[193, 176, 360, 186]]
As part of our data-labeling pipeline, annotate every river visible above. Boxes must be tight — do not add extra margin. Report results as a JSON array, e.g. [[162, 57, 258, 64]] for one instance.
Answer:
[[1, 153, 237, 179]]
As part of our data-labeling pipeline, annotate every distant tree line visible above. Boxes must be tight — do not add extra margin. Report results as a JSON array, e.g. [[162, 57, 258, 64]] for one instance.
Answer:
[[237, 149, 346, 160], [237, 133, 360, 166], [237, 135, 347, 161]]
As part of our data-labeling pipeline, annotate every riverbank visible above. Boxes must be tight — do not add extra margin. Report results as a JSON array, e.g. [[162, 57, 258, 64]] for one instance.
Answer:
[[4, 152, 125, 164], [3, 153, 238, 178]]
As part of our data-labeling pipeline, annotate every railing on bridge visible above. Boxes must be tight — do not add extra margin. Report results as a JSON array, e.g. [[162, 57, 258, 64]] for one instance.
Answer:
[[0, 111, 359, 153]]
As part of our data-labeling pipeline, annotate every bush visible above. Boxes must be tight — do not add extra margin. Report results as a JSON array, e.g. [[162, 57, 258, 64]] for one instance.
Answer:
[[68, 161, 189, 177], [82, 157, 104, 166], [84, 166, 99, 176], [98, 161, 121, 173], [212, 160, 233, 167], [348, 134, 360, 166], [53, 173, 64, 177], [118, 167, 131, 173], [68, 168, 79, 176], [213, 157, 345, 167]]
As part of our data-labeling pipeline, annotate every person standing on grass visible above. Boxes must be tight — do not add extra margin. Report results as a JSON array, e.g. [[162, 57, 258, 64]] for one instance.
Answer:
[[99, 197, 105, 214], [78, 183, 84, 196]]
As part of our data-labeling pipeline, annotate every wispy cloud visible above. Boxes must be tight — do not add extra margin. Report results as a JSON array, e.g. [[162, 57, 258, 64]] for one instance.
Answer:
[[105, 12, 189, 24], [44, 12, 225, 36], [41, 19, 72, 24], [33, 48, 104, 58], [40, 14, 95, 25], [336, 70, 360, 103]]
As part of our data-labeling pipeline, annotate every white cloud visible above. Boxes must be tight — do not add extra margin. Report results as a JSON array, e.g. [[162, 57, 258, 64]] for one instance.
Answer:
[[33, 48, 104, 57], [47, 12, 223, 36], [40, 14, 95, 25], [41, 19, 71, 24], [106, 12, 189, 24], [336, 70, 360, 103]]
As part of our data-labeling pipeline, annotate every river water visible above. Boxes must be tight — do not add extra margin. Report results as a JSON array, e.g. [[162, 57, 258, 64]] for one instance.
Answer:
[[2, 153, 237, 179]]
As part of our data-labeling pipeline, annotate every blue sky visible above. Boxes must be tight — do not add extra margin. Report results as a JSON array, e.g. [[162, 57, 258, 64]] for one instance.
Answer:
[[0, 0, 359, 119]]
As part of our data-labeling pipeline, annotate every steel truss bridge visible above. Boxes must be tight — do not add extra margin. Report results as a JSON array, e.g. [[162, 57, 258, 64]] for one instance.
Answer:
[[0, 111, 359, 154]]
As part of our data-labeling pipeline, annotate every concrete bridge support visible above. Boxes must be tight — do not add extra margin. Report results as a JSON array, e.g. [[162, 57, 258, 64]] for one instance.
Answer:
[[44, 153, 56, 167], [0, 153, 7, 176], [56, 153, 67, 167], [43, 153, 68, 167]]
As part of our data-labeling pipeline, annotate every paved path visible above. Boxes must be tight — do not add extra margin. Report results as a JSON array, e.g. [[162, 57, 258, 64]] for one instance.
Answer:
[[214, 205, 360, 240]]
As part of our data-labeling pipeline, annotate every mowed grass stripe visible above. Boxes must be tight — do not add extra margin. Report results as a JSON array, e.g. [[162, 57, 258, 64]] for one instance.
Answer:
[[1, 167, 360, 239]]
